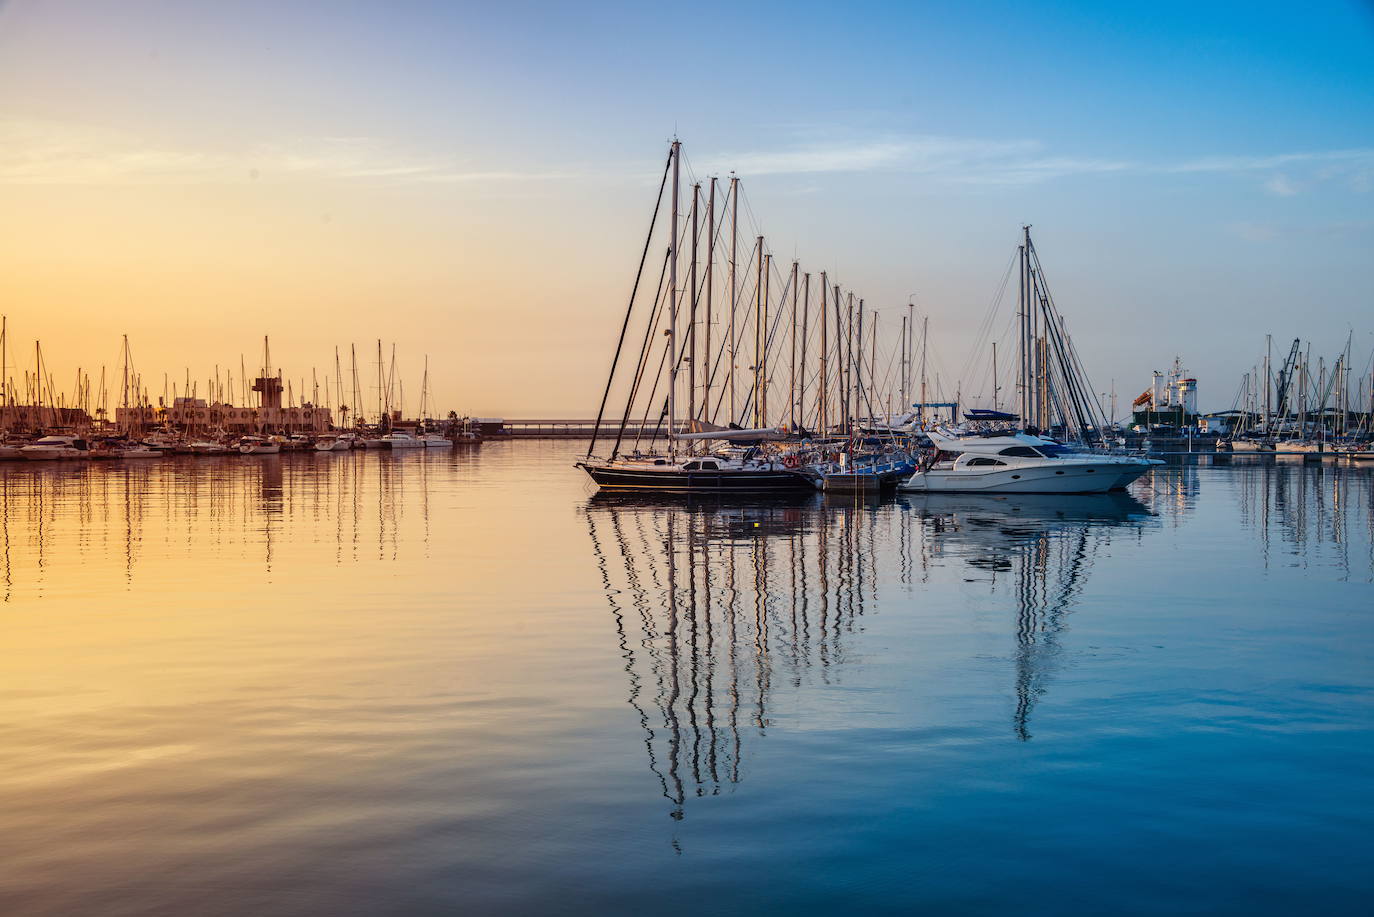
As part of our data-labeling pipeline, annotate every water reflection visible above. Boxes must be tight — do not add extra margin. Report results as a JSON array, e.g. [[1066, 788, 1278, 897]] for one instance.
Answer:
[[0, 451, 459, 601], [583, 490, 1150, 819], [584, 463, 1374, 818], [904, 492, 1153, 740]]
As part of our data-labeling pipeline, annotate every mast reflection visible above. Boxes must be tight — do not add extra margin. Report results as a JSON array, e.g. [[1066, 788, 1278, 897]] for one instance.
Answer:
[[902, 492, 1153, 740]]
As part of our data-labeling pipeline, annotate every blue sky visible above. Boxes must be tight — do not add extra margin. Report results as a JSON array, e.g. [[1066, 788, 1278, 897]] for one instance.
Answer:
[[1, 0, 1371, 413]]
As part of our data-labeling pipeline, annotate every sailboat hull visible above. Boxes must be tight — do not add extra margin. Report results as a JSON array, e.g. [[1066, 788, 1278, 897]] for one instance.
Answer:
[[578, 462, 811, 493]]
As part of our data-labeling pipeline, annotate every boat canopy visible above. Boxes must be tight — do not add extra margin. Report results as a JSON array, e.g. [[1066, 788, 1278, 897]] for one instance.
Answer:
[[964, 409, 1019, 421]]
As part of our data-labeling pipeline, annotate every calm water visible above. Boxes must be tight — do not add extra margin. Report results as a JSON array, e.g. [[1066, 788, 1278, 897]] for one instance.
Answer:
[[1, 444, 1372, 915]]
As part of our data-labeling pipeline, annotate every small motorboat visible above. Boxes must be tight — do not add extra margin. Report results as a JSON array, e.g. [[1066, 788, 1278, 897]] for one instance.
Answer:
[[419, 432, 450, 448]]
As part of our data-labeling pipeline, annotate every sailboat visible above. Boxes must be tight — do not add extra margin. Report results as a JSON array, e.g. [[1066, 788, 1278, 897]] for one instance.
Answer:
[[578, 141, 816, 493]]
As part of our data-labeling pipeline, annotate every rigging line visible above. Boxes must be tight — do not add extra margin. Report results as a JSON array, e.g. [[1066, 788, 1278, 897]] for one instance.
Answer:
[[612, 248, 672, 458], [1029, 242, 1111, 434], [958, 249, 1019, 390], [588, 147, 673, 459]]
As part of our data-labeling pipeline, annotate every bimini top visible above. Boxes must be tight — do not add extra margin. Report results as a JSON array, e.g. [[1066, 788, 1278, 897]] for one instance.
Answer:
[[963, 409, 1020, 422]]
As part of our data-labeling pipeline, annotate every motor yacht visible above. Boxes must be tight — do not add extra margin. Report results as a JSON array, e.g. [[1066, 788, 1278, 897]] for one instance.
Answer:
[[381, 431, 424, 449], [0, 437, 31, 460], [419, 432, 449, 448], [314, 434, 352, 452], [899, 429, 1161, 494], [237, 435, 281, 455], [20, 434, 91, 460]]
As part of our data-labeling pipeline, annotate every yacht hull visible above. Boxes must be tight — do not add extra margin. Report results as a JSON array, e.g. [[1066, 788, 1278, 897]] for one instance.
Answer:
[[900, 460, 1154, 494], [578, 462, 811, 492]]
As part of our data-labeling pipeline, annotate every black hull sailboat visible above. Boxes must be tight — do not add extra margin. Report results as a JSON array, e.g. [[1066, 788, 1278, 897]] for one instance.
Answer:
[[577, 459, 809, 492]]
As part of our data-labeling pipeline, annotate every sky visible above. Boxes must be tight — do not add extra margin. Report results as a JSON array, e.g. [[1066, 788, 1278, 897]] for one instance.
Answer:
[[1, 0, 1372, 416]]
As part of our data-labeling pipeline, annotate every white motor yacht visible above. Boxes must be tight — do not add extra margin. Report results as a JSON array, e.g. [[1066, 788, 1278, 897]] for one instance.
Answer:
[[237, 436, 281, 455], [114, 443, 164, 459], [21, 434, 91, 460], [419, 432, 449, 448], [381, 431, 424, 449], [314, 434, 352, 452], [0, 438, 31, 460], [899, 429, 1161, 494]]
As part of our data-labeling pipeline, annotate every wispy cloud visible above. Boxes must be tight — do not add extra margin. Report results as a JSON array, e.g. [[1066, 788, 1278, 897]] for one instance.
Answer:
[[1264, 174, 1300, 196], [695, 134, 1374, 192], [0, 120, 570, 186]]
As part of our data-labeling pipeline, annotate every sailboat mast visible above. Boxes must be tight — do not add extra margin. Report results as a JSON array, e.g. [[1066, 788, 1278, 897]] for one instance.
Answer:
[[753, 236, 763, 428], [799, 272, 810, 429], [1018, 236, 1028, 424], [667, 140, 680, 451], [728, 175, 739, 423], [704, 178, 715, 420], [789, 260, 798, 431], [761, 249, 770, 427], [833, 284, 843, 431], [688, 184, 700, 437], [920, 316, 929, 428], [819, 272, 828, 434], [856, 298, 864, 426]]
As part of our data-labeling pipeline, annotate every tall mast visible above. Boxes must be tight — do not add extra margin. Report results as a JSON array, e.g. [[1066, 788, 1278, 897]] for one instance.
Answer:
[[688, 182, 700, 433], [1018, 234, 1028, 424], [845, 292, 855, 431], [1264, 334, 1272, 427], [349, 345, 358, 425], [870, 310, 877, 423], [900, 314, 907, 411], [704, 178, 715, 420], [819, 272, 828, 434], [920, 316, 929, 428], [789, 260, 798, 430], [761, 249, 770, 427], [799, 272, 809, 429], [667, 139, 680, 450], [856, 298, 864, 425], [906, 300, 915, 409], [832, 284, 843, 431], [334, 347, 344, 425], [728, 174, 739, 422], [752, 236, 763, 427]]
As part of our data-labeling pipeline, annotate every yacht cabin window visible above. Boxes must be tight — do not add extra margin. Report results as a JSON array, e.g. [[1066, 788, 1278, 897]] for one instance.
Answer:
[[966, 457, 1007, 466], [998, 446, 1044, 458]]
